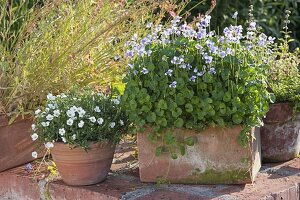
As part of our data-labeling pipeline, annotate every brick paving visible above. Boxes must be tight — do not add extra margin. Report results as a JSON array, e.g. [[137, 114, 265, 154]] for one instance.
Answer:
[[0, 142, 299, 200]]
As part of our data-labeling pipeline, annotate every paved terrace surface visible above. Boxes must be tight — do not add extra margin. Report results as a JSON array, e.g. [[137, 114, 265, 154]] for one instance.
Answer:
[[0, 142, 299, 200]]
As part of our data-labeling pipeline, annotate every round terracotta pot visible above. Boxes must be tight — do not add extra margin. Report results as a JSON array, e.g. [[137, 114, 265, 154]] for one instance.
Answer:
[[261, 103, 300, 162], [51, 141, 115, 186]]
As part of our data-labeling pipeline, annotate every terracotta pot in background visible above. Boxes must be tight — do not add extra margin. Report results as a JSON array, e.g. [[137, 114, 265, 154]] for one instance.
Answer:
[[51, 142, 115, 186], [0, 115, 42, 172], [138, 126, 261, 184], [261, 103, 300, 162]]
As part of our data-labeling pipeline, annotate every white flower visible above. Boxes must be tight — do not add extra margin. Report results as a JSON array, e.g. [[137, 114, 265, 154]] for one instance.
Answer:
[[35, 109, 41, 115], [61, 93, 67, 98], [67, 118, 74, 126], [31, 124, 36, 131], [94, 106, 101, 113], [70, 106, 77, 112], [61, 137, 67, 143], [41, 122, 50, 127], [66, 110, 76, 118], [71, 134, 76, 140], [77, 107, 86, 118], [47, 93, 56, 101], [44, 142, 54, 149], [31, 133, 38, 141], [46, 114, 54, 121], [53, 110, 60, 117], [59, 128, 65, 136], [119, 120, 124, 126], [78, 120, 84, 128], [97, 118, 104, 125], [45, 108, 50, 113], [32, 151, 38, 158], [109, 122, 116, 128], [47, 103, 56, 109], [89, 116, 96, 123], [112, 98, 120, 105]]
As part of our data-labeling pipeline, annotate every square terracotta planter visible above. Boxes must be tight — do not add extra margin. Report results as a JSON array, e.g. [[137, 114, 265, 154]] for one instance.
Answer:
[[0, 115, 40, 172], [261, 103, 300, 162], [137, 126, 261, 184]]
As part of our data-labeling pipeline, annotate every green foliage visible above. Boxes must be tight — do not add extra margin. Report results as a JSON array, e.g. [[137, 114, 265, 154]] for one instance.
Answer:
[[33, 89, 128, 149], [269, 11, 300, 114], [122, 16, 273, 156], [185, 0, 300, 48], [0, 0, 170, 119]]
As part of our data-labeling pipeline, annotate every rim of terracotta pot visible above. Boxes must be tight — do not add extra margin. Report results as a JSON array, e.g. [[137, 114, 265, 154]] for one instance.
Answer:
[[0, 114, 33, 127]]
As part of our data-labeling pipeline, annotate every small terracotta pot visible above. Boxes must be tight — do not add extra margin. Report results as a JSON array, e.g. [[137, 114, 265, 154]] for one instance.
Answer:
[[51, 141, 115, 186], [261, 103, 300, 162]]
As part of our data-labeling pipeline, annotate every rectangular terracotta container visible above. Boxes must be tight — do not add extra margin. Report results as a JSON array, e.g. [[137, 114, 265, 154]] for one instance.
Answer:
[[0, 115, 39, 172], [137, 126, 261, 184]]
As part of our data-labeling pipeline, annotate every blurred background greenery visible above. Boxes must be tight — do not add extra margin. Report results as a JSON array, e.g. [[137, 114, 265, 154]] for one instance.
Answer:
[[183, 0, 300, 49]]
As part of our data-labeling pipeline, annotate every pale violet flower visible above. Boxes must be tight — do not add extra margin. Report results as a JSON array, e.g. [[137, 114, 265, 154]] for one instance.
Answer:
[[71, 134, 76, 140], [31, 133, 38, 141], [165, 69, 173, 76], [219, 51, 226, 58], [141, 68, 149, 74], [41, 122, 50, 127], [200, 15, 211, 27], [189, 76, 197, 82], [34, 109, 41, 115], [53, 110, 60, 117], [232, 11, 238, 19], [89, 116, 96, 123], [47, 93, 56, 101], [109, 122, 116, 128], [67, 118, 74, 126], [209, 67, 216, 74], [46, 114, 54, 121], [94, 106, 101, 113], [195, 43, 202, 50], [169, 81, 177, 88], [59, 128, 65, 136], [119, 120, 124, 126], [32, 151, 38, 158], [78, 120, 84, 128], [61, 137, 67, 143], [249, 22, 256, 30], [197, 72, 204, 77], [97, 118, 104, 125], [31, 124, 36, 131], [45, 142, 54, 149]]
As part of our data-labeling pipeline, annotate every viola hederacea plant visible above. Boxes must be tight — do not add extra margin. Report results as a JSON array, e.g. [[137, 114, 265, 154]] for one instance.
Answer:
[[122, 13, 275, 156]]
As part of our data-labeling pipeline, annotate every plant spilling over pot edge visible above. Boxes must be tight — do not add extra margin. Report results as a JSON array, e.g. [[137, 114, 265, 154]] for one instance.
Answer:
[[31, 88, 128, 158], [122, 14, 275, 158]]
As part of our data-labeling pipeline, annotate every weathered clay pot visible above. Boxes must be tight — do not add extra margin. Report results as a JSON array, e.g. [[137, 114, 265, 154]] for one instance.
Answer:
[[138, 126, 261, 184], [0, 115, 42, 172], [51, 142, 115, 186], [261, 103, 300, 162]]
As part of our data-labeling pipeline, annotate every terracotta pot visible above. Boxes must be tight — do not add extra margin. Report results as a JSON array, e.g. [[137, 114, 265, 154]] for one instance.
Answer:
[[261, 103, 300, 162], [0, 115, 43, 172], [51, 141, 115, 186], [138, 126, 261, 184]]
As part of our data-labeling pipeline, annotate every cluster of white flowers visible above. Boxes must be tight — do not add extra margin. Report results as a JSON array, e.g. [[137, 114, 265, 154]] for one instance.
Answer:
[[31, 92, 126, 158]]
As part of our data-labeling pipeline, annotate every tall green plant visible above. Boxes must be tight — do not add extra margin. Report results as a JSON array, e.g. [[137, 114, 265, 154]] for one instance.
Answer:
[[1, 0, 184, 120]]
